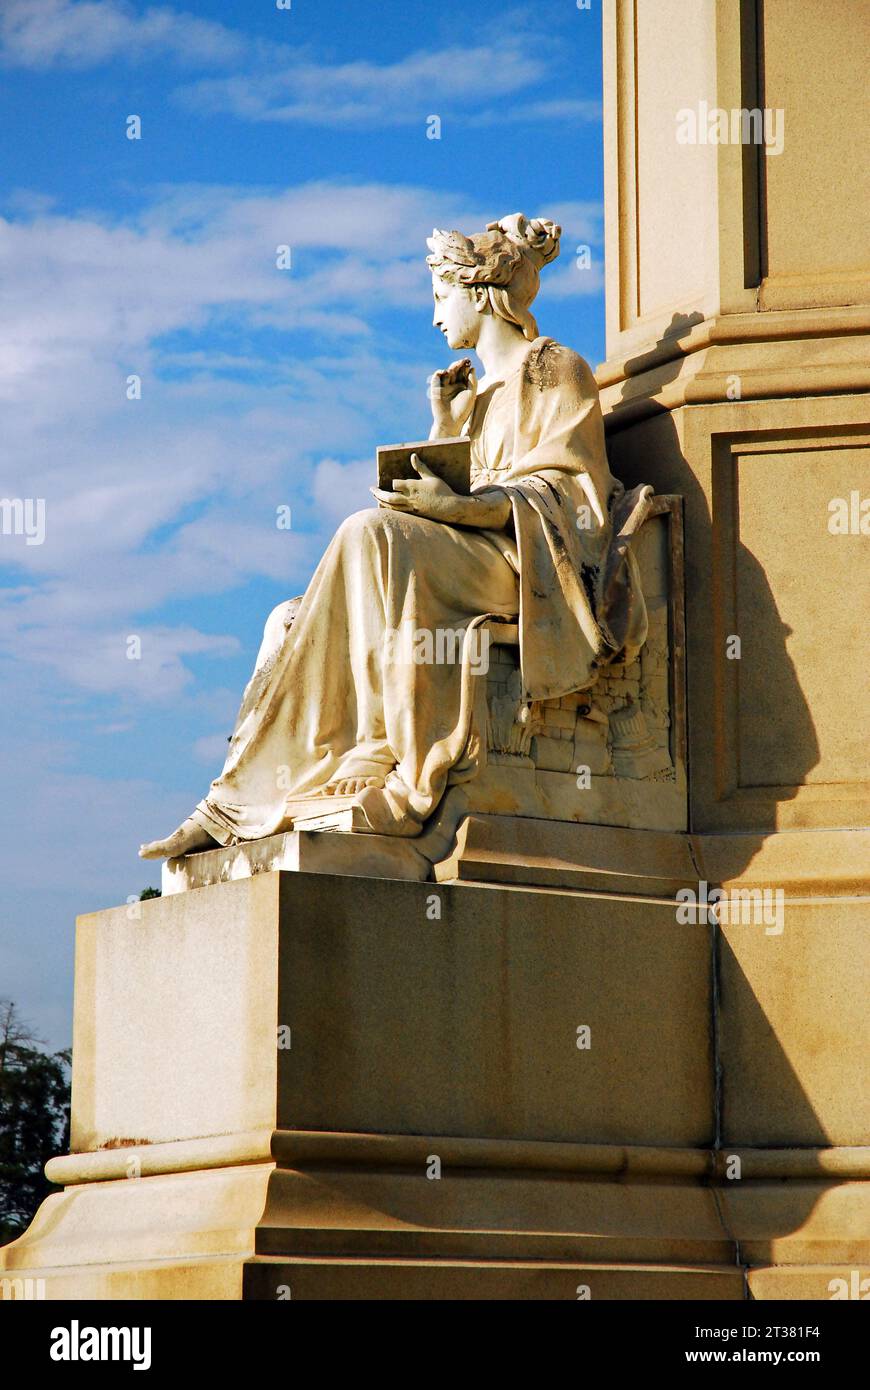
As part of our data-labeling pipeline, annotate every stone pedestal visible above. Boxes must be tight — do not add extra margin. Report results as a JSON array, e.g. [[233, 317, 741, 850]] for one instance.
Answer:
[[2, 849, 867, 1299]]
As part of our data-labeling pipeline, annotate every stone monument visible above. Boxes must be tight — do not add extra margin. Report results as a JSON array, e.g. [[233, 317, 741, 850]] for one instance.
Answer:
[[2, 0, 867, 1301]]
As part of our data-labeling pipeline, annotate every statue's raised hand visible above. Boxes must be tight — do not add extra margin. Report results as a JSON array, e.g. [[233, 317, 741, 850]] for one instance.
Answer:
[[428, 357, 477, 437]]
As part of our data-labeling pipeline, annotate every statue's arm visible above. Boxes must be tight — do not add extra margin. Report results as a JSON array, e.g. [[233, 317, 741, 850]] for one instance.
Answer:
[[464, 486, 512, 529]]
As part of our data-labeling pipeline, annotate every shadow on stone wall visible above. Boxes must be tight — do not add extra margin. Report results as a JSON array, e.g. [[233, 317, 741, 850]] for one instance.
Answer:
[[604, 316, 833, 1203], [608, 312, 820, 842]]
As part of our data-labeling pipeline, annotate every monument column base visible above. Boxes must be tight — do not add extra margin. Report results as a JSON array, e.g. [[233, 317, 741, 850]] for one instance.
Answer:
[[4, 1131, 868, 1301], [2, 857, 867, 1300]]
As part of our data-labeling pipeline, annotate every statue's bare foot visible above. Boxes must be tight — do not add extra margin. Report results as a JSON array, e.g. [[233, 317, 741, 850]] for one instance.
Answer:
[[139, 817, 217, 860], [320, 776, 386, 797]]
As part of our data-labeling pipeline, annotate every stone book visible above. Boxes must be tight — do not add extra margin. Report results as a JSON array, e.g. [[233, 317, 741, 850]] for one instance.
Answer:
[[376, 436, 472, 494]]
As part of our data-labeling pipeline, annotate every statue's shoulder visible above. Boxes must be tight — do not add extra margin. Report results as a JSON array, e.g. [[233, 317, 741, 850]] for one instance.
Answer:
[[523, 337, 597, 394]]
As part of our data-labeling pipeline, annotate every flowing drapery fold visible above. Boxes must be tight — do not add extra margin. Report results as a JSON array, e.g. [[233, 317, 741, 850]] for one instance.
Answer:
[[467, 337, 651, 701]]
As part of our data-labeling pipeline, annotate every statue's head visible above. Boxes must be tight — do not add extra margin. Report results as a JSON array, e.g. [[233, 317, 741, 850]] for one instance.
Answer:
[[427, 213, 561, 349]]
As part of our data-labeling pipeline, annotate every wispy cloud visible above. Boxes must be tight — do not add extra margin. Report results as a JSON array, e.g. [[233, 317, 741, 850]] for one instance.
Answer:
[[176, 40, 561, 129], [0, 0, 246, 70], [311, 457, 376, 521], [1, 2, 599, 131], [0, 179, 602, 713], [465, 97, 602, 127], [0, 180, 481, 706]]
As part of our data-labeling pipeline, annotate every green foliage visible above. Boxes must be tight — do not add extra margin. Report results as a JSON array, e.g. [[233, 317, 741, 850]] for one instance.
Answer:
[[139, 887, 161, 900], [0, 1000, 70, 1244]]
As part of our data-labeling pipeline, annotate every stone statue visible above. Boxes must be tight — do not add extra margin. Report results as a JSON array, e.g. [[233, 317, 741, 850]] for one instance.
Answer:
[[140, 214, 652, 859]]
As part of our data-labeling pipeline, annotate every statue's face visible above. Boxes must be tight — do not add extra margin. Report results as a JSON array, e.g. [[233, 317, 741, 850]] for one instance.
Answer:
[[432, 278, 485, 349]]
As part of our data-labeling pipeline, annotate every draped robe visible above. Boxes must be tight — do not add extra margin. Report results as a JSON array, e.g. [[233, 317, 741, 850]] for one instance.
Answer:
[[193, 337, 651, 843]]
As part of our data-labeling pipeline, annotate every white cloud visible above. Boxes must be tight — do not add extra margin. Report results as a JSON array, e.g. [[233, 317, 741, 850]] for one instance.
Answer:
[[0, 0, 246, 70], [465, 98, 602, 128], [0, 179, 487, 711], [177, 40, 554, 129], [0, 179, 602, 716], [311, 457, 376, 522], [1, 4, 599, 133]]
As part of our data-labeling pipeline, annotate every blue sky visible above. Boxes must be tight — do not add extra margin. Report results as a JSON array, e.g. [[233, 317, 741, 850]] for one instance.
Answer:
[[0, 0, 606, 1049]]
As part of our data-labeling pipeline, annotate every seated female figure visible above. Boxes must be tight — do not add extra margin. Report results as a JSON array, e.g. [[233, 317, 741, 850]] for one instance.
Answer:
[[140, 214, 650, 859]]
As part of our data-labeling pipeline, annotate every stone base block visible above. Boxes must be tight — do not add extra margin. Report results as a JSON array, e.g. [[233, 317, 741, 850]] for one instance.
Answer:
[[2, 862, 867, 1300], [4, 1135, 868, 1300], [242, 1257, 745, 1301]]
